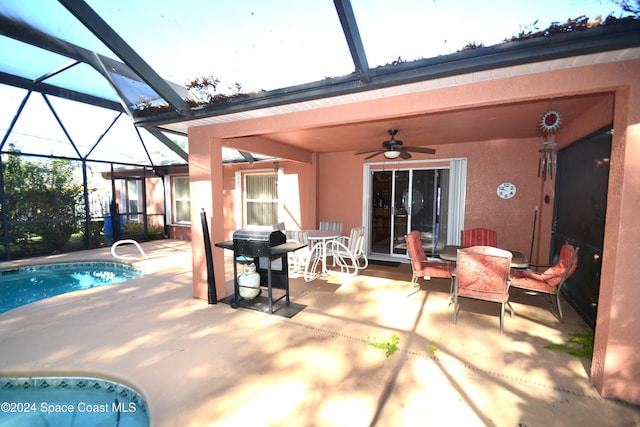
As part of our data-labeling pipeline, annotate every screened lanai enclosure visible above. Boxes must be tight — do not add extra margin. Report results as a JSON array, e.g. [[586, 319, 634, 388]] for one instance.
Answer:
[[0, 1, 191, 259], [0, 1, 274, 260], [1, 0, 636, 261], [0, 88, 186, 259]]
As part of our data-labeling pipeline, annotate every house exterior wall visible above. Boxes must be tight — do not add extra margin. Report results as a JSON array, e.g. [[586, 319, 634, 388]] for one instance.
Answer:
[[317, 138, 543, 260], [215, 137, 542, 257], [188, 130, 222, 303], [188, 59, 640, 404], [168, 225, 191, 241], [111, 173, 166, 234], [145, 174, 165, 230], [590, 74, 640, 404], [221, 159, 318, 239]]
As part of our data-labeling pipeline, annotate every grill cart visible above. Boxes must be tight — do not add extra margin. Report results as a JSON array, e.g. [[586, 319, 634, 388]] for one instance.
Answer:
[[216, 229, 306, 314]]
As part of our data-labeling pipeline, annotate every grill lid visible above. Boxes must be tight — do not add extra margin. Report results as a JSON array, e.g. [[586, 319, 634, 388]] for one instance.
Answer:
[[232, 229, 286, 247]]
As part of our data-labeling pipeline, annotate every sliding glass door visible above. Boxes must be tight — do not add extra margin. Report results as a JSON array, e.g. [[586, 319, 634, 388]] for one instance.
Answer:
[[370, 168, 449, 258]]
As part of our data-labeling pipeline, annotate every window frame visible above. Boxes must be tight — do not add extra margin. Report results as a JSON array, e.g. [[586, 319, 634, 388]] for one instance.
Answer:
[[164, 174, 191, 226], [119, 178, 142, 223], [363, 157, 467, 257], [236, 168, 282, 228], [171, 175, 191, 225]]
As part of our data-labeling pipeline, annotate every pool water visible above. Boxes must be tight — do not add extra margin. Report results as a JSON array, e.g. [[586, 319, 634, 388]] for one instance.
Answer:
[[0, 262, 143, 314], [0, 376, 149, 426]]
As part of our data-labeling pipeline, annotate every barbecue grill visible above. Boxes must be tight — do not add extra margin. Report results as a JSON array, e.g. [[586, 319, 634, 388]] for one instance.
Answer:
[[232, 229, 286, 257], [216, 229, 305, 314]]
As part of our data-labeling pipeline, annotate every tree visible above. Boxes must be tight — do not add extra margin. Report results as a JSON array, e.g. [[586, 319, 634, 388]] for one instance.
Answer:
[[2, 154, 83, 253], [613, 1, 640, 17]]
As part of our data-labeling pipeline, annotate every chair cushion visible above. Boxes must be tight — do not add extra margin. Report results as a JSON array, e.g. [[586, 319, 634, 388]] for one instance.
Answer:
[[456, 246, 511, 301], [415, 261, 452, 278], [457, 287, 506, 300], [541, 244, 577, 287], [406, 230, 451, 279], [406, 230, 427, 264], [513, 270, 558, 293], [461, 228, 497, 247]]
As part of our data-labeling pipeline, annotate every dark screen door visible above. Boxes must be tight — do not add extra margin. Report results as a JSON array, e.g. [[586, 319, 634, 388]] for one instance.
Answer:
[[553, 127, 612, 328]]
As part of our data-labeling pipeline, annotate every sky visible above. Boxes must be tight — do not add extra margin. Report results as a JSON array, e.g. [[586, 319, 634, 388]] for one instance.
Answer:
[[0, 0, 632, 163], [1, 0, 630, 93], [86, 0, 630, 92]]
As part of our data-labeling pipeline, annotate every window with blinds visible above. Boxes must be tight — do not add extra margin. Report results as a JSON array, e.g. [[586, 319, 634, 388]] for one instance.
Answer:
[[172, 176, 191, 223], [245, 173, 279, 226]]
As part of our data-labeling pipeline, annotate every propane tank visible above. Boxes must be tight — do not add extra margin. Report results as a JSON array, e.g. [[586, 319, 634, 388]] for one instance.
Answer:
[[238, 263, 260, 299]]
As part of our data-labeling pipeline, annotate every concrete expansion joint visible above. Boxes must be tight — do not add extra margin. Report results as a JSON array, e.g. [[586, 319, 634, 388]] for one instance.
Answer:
[[285, 319, 629, 407]]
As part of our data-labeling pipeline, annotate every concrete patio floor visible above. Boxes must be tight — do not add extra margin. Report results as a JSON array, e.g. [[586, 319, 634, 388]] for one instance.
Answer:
[[1, 239, 639, 426]]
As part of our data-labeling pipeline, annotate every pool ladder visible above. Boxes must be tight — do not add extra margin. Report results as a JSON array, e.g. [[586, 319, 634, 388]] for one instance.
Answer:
[[111, 239, 148, 261]]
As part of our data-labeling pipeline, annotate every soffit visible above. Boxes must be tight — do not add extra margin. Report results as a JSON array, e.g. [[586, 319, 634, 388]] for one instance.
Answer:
[[155, 48, 637, 155]]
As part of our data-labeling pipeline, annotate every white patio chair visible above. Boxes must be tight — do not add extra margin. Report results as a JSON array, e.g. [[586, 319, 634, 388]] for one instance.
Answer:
[[285, 230, 311, 274], [328, 225, 368, 275], [319, 221, 343, 236], [286, 230, 328, 282]]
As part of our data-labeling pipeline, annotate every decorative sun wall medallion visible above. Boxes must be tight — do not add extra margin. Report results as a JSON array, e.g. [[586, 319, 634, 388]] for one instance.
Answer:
[[537, 109, 562, 138]]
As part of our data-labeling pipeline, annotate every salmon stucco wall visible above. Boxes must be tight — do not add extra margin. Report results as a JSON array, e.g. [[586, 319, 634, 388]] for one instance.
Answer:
[[317, 137, 544, 261], [168, 225, 191, 241], [189, 129, 224, 301], [590, 81, 640, 404], [111, 173, 167, 235], [188, 58, 640, 405], [214, 135, 545, 259], [219, 159, 317, 238]]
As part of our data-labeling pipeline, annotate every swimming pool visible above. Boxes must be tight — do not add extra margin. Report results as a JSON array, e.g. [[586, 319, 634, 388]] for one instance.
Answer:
[[0, 262, 144, 314], [0, 376, 149, 426]]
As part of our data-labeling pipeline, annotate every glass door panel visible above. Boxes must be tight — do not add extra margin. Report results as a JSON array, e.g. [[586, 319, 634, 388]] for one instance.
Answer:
[[408, 169, 434, 254], [406, 169, 449, 256], [370, 171, 392, 253], [438, 170, 450, 254], [392, 171, 409, 255], [370, 167, 450, 258]]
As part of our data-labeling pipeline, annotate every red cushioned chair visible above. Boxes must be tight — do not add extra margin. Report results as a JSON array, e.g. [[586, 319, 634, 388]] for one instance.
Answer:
[[453, 246, 513, 334], [511, 244, 579, 321], [461, 228, 498, 247], [405, 230, 453, 296]]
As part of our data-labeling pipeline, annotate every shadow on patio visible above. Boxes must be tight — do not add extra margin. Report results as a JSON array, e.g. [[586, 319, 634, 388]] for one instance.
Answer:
[[1, 240, 638, 427]]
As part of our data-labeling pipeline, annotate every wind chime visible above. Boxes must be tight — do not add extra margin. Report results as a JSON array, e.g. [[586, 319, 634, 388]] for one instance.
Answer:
[[536, 109, 561, 180], [530, 108, 562, 262]]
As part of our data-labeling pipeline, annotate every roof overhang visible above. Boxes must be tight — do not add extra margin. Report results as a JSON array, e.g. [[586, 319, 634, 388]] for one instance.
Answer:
[[138, 19, 640, 136]]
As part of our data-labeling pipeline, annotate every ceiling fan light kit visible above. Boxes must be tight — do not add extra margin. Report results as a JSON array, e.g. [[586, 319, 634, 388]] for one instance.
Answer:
[[355, 129, 436, 160], [384, 149, 401, 159]]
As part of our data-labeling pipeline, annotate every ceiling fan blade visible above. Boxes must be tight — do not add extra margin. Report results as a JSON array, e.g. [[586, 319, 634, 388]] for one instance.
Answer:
[[405, 146, 436, 154], [355, 148, 384, 155], [358, 130, 433, 161], [364, 151, 383, 160], [383, 139, 403, 150]]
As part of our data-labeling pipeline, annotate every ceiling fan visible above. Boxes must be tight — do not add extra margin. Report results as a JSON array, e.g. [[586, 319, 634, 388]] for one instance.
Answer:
[[354, 129, 436, 160]]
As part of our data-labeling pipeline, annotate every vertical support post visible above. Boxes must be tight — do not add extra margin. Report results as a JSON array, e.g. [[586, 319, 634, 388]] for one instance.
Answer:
[[82, 159, 91, 249], [201, 209, 217, 304], [110, 163, 121, 239], [142, 167, 148, 238], [0, 155, 9, 260], [529, 206, 538, 263]]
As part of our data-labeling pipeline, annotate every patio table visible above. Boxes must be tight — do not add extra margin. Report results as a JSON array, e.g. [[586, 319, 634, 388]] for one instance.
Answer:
[[304, 230, 341, 281], [439, 245, 529, 269]]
